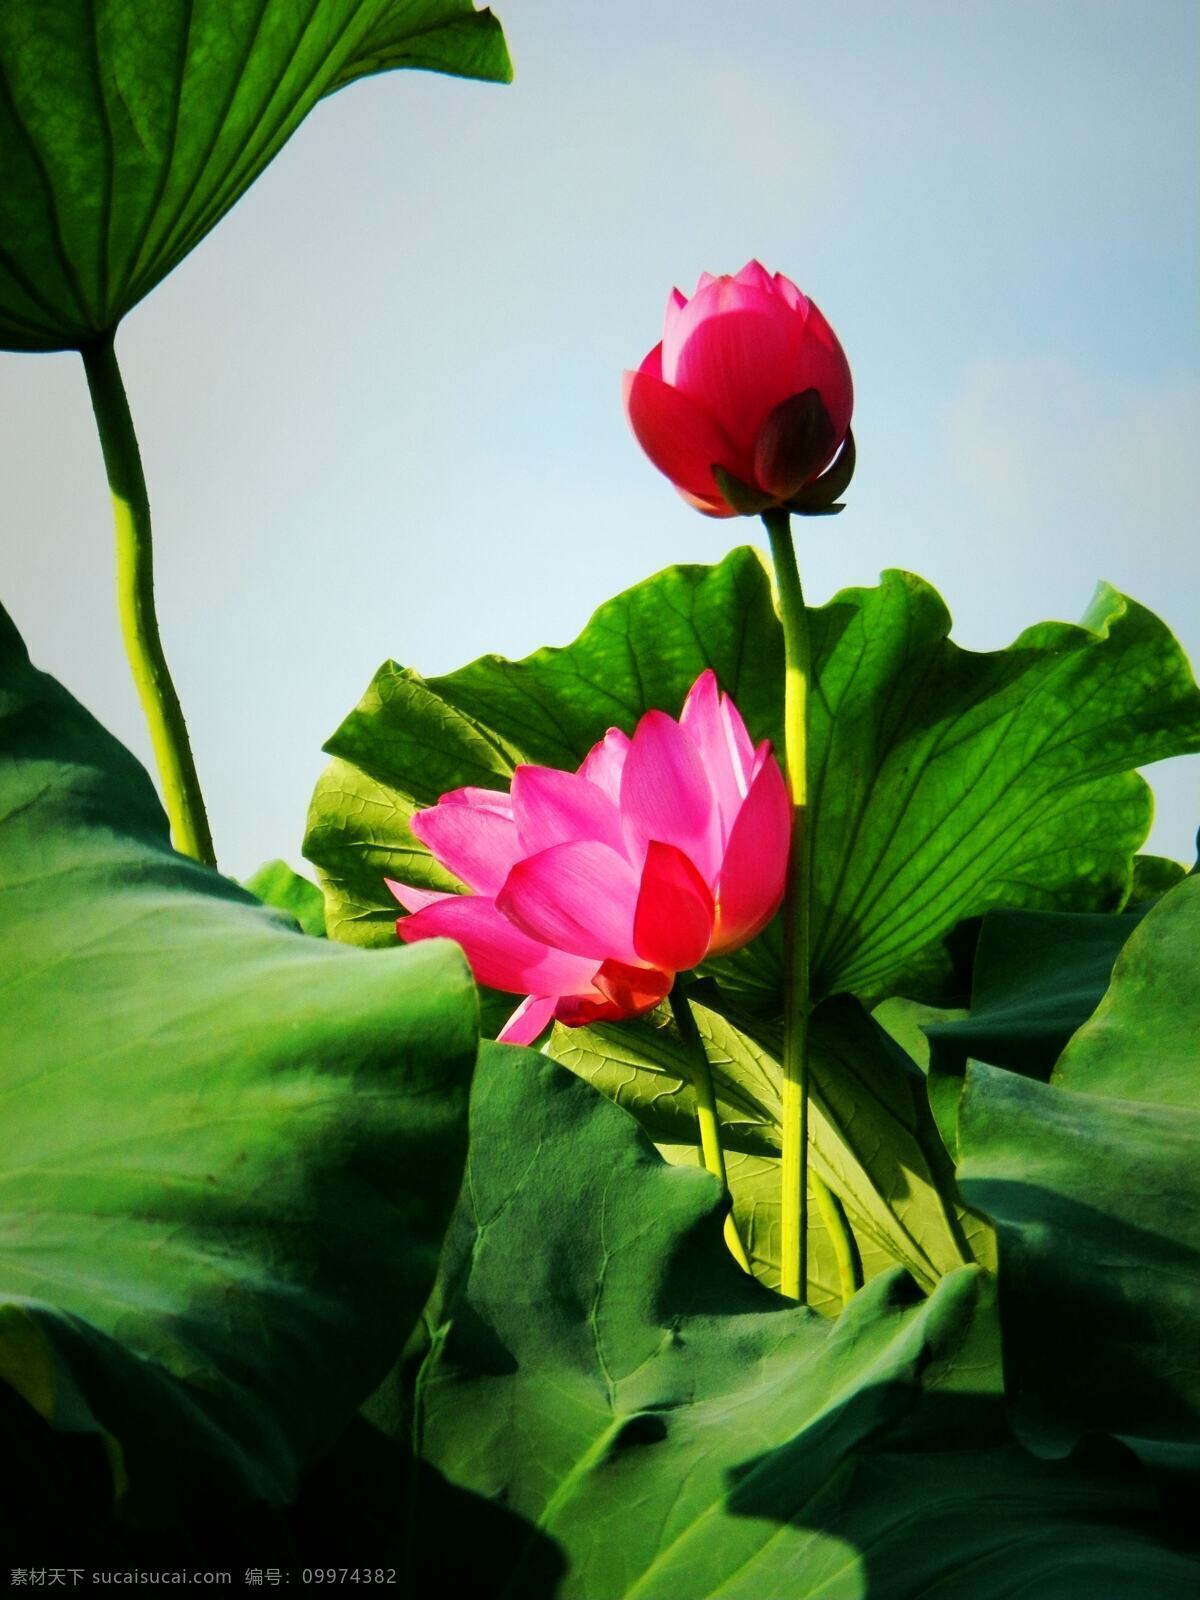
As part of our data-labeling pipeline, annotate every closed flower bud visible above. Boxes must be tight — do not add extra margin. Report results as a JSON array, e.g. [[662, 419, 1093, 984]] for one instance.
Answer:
[[623, 260, 854, 516]]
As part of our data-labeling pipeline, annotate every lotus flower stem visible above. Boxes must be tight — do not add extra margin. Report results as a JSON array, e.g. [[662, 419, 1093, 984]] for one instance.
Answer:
[[82, 334, 216, 868], [762, 507, 813, 1302], [668, 983, 752, 1273]]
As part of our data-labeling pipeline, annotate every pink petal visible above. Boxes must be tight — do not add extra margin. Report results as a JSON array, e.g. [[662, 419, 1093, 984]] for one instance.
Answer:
[[386, 879, 456, 914], [748, 739, 773, 783], [440, 785, 514, 819], [773, 271, 808, 312], [632, 841, 715, 972], [680, 668, 721, 730], [396, 895, 599, 996], [710, 752, 791, 955], [695, 271, 718, 292], [511, 765, 626, 857], [721, 695, 758, 792], [410, 801, 521, 896], [679, 671, 751, 843], [498, 994, 557, 1046], [496, 840, 641, 964], [663, 288, 688, 347], [578, 728, 631, 802], [734, 259, 775, 293], [665, 282, 808, 458], [622, 367, 748, 503], [619, 710, 722, 887]]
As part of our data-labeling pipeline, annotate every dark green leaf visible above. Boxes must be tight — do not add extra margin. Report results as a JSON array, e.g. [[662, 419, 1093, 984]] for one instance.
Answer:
[[0, 601, 478, 1523], [1130, 851, 1189, 902], [957, 876, 1200, 1470], [924, 905, 1145, 1153], [0, 1, 510, 351], [365, 1044, 1195, 1596]]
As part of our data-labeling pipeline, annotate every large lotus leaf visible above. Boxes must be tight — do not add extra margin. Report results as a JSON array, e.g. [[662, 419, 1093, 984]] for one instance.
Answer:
[[546, 994, 989, 1299], [0, 600, 479, 1524], [344, 1043, 1195, 1598], [545, 1001, 782, 1160], [657, 1142, 900, 1313], [306, 548, 1200, 1013], [306, 548, 783, 948], [923, 904, 1146, 1153], [0, 0, 510, 351], [556, 1013, 872, 1312], [957, 875, 1200, 1469]]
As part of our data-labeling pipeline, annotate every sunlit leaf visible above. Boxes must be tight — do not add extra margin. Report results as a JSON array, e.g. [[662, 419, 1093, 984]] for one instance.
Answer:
[[307, 548, 1198, 1312], [243, 857, 327, 936], [657, 1142, 898, 1311], [547, 995, 988, 1296], [308, 549, 1200, 1012]]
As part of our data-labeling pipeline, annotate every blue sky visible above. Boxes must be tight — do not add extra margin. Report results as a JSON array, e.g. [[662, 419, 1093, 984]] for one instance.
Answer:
[[3, 0, 1198, 876]]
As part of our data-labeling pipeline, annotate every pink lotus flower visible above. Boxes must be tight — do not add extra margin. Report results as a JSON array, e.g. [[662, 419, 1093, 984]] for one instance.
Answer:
[[623, 260, 853, 517], [388, 670, 790, 1046]]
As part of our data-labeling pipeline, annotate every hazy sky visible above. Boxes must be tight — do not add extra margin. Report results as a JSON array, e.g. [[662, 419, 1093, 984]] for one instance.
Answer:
[[3, 0, 1198, 878]]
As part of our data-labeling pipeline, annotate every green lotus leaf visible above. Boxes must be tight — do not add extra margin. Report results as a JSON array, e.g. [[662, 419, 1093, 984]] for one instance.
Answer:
[[1129, 851, 1189, 901], [547, 994, 989, 1301], [924, 904, 1146, 1153], [307, 548, 1200, 1013], [307, 548, 1198, 1318], [958, 875, 1200, 1471], [342, 1044, 1195, 1596], [0, 0, 510, 351], [871, 994, 966, 1072], [244, 856, 327, 936], [656, 1142, 901, 1312], [0, 600, 479, 1524]]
